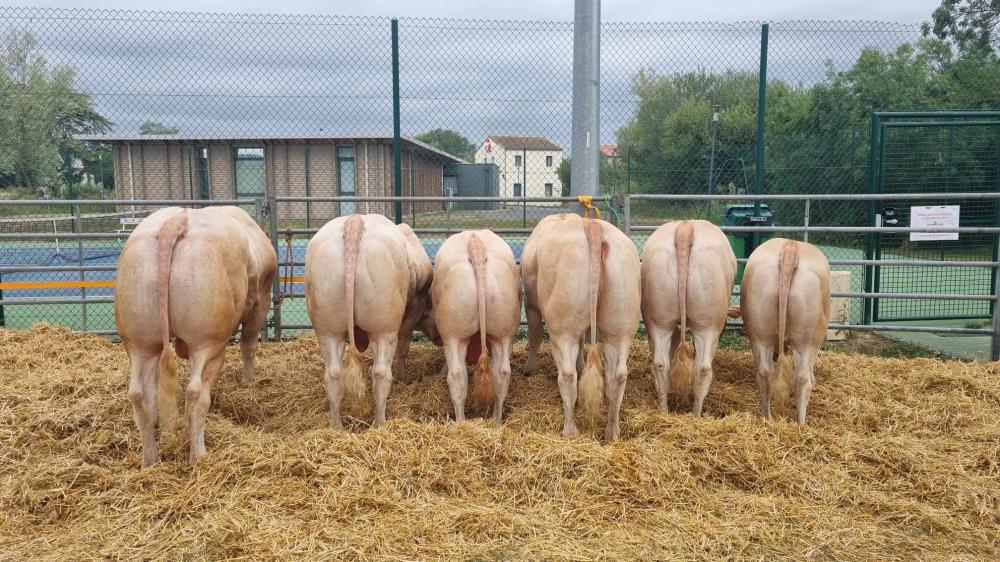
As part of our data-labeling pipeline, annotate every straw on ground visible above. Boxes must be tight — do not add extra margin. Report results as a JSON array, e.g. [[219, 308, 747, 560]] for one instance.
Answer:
[[1, 324, 998, 560]]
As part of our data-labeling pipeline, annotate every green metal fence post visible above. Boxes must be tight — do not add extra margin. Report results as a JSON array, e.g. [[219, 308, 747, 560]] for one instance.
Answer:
[[254, 196, 269, 342], [74, 203, 87, 331], [391, 18, 403, 224], [991, 140, 1000, 323], [872, 123, 889, 323], [522, 147, 527, 228], [409, 148, 416, 227], [863, 113, 880, 325], [752, 22, 769, 250], [269, 196, 282, 341]]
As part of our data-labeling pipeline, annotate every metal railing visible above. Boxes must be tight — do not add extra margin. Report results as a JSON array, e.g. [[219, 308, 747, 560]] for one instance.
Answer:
[[2, 193, 998, 359]]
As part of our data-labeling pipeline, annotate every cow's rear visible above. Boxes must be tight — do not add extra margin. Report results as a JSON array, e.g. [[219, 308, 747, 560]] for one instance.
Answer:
[[641, 220, 736, 415], [116, 206, 276, 467], [741, 238, 831, 423], [521, 214, 640, 440]]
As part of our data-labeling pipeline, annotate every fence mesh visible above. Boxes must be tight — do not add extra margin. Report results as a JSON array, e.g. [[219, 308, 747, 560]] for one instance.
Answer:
[[1, 7, 999, 335]]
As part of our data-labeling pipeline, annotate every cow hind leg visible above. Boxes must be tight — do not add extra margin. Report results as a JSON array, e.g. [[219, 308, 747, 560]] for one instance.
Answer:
[[318, 335, 348, 430], [491, 337, 514, 423], [522, 301, 543, 375], [371, 333, 398, 428], [602, 336, 631, 441], [551, 335, 581, 437], [691, 329, 721, 417], [576, 333, 587, 375], [647, 323, 674, 412], [793, 346, 818, 424], [752, 341, 776, 420], [126, 348, 161, 468], [239, 297, 270, 384], [443, 337, 470, 422], [186, 344, 226, 464]]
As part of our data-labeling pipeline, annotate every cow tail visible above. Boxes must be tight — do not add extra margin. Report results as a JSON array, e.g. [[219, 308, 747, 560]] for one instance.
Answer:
[[578, 219, 605, 419], [156, 209, 188, 435], [669, 221, 695, 394], [342, 214, 367, 408], [467, 233, 494, 413], [773, 240, 800, 401]]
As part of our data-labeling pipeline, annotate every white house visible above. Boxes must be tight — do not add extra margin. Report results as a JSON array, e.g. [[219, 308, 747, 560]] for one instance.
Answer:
[[474, 136, 563, 204]]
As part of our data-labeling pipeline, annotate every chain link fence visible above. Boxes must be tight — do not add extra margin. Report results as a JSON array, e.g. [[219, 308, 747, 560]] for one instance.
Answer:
[[1, 8, 999, 341]]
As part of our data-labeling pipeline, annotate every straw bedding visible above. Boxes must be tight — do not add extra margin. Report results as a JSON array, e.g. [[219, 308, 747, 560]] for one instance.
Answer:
[[1, 324, 998, 560]]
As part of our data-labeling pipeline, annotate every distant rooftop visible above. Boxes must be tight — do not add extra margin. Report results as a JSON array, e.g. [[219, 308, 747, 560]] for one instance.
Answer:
[[483, 135, 562, 151], [74, 133, 464, 163]]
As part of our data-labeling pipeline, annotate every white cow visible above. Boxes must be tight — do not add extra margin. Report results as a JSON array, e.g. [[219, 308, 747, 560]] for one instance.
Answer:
[[521, 213, 641, 440], [431, 230, 522, 422], [741, 238, 831, 423], [116, 206, 277, 467], [305, 214, 433, 429], [641, 220, 736, 415]]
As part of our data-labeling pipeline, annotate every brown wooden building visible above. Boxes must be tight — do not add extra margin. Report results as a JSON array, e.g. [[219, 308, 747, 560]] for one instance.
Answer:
[[77, 134, 463, 220]]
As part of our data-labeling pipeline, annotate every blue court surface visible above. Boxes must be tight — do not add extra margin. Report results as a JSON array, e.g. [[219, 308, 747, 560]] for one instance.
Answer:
[[1, 237, 991, 360]]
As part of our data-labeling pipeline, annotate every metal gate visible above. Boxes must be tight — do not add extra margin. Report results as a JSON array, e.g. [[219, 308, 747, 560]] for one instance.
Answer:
[[868, 111, 1000, 322]]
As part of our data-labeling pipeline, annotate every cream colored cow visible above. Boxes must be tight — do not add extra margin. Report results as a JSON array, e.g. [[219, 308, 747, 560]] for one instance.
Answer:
[[741, 238, 831, 423], [116, 206, 277, 467], [642, 220, 736, 416], [304, 214, 433, 430], [431, 230, 521, 422], [521, 213, 641, 440]]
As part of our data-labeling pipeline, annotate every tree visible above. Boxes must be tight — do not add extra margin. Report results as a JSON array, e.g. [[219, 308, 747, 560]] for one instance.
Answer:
[[558, 159, 571, 196], [925, 0, 1000, 55], [139, 121, 179, 135], [616, 70, 767, 194], [415, 128, 476, 162], [0, 30, 110, 190]]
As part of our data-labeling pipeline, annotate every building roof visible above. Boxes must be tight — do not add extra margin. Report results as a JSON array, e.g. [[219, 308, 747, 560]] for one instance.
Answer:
[[73, 134, 465, 163], [483, 136, 562, 151]]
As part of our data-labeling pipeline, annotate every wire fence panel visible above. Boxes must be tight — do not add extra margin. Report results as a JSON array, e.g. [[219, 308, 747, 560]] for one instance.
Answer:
[[873, 118, 1000, 321], [1, 8, 1000, 352]]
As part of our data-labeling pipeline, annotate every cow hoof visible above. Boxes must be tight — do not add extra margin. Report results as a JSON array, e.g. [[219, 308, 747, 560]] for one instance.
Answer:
[[561, 425, 579, 438], [604, 426, 620, 442]]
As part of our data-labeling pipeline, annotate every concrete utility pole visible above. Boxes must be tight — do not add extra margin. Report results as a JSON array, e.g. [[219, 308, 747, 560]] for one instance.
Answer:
[[570, 0, 600, 199]]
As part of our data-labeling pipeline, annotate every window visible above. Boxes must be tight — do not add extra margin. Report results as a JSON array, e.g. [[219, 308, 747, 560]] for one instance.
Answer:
[[513, 182, 522, 197], [544, 183, 553, 197], [191, 145, 209, 199], [337, 145, 356, 215], [233, 147, 265, 198], [546, 155, 553, 167], [514, 154, 522, 167]]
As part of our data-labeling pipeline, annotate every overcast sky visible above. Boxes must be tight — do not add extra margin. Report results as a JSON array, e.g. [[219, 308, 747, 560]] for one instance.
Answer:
[[5, 0, 942, 23], [1, 1, 944, 147]]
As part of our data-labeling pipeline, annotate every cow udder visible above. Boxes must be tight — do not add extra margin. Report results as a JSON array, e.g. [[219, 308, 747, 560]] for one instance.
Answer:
[[354, 327, 370, 352], [465, 332, 482, 365]]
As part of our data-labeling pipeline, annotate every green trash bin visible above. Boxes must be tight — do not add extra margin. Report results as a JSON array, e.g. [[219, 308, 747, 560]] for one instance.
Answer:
[[722, 204, 773, 284]]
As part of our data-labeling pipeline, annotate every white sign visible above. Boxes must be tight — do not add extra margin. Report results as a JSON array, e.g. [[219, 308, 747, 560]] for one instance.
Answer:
[[910, 205, 959, 242]]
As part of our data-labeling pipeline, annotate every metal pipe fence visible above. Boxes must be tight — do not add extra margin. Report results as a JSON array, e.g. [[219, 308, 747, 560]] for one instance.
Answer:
[[3, 193, 1000, 359]]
